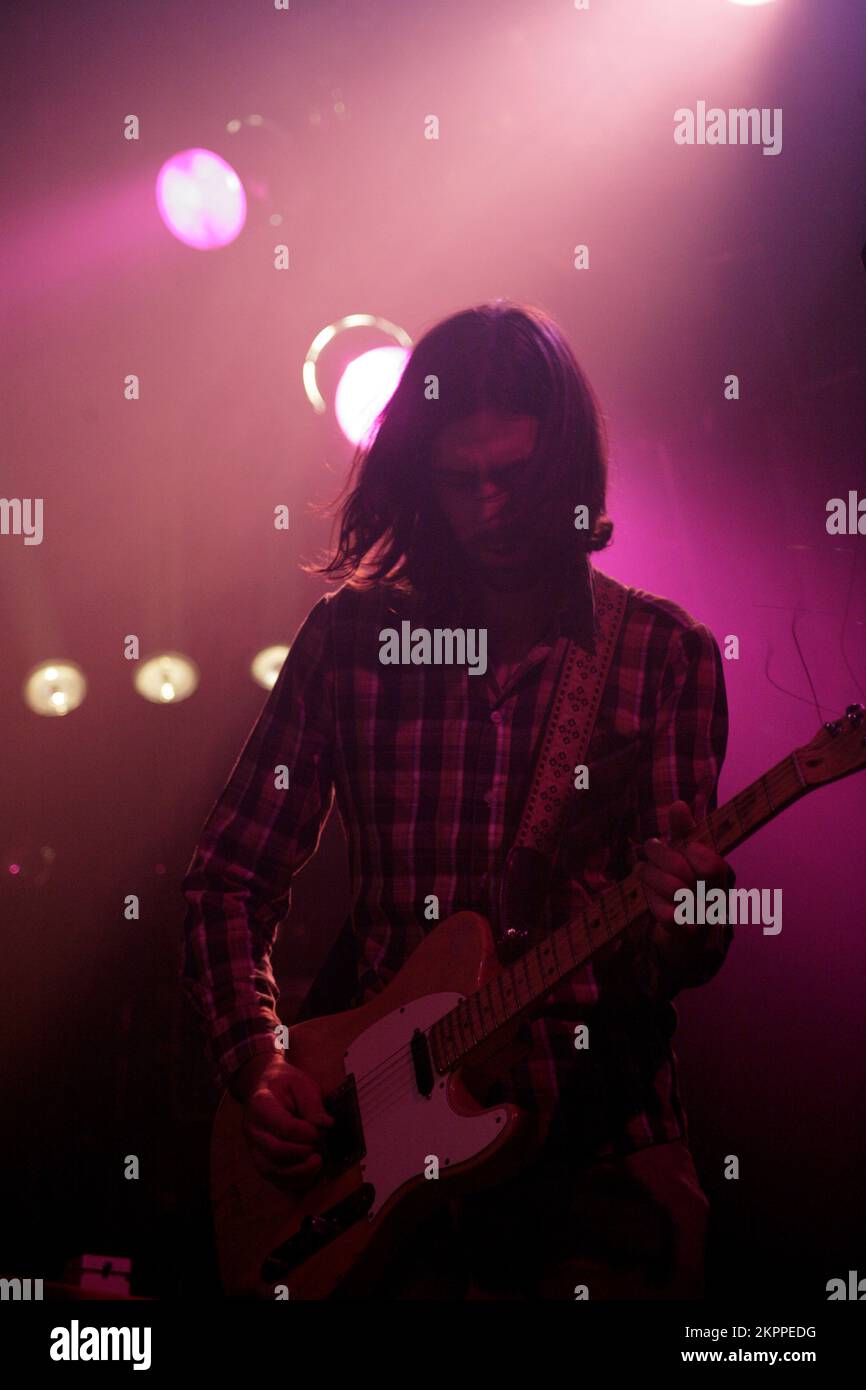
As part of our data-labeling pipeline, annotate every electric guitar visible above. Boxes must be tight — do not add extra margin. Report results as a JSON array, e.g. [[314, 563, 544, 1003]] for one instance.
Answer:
[[211, 704, 866, 1298]]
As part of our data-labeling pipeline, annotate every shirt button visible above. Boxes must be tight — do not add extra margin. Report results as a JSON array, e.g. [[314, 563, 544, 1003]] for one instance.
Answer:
[[483, 790, 494, 805], [490, 710, 502, 724]]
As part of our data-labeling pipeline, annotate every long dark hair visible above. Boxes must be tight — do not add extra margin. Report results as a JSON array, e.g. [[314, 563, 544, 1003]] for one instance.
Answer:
[[310, 300, 613, 607]]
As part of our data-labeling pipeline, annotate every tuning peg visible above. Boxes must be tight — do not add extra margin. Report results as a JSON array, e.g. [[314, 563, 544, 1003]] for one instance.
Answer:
[[845, 704, 864, 726], [824, 721, 843, 736]]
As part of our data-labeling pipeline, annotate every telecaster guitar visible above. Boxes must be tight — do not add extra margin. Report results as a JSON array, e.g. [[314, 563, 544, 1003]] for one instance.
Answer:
[[211, 704, 866, 1298]]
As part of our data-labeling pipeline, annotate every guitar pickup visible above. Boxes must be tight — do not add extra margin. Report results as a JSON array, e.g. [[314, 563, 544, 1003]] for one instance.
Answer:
[[410, 1027, 434, 1097]]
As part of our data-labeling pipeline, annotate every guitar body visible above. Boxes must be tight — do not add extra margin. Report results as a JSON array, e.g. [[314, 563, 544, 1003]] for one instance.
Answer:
[[210, 911, 543, 1299]]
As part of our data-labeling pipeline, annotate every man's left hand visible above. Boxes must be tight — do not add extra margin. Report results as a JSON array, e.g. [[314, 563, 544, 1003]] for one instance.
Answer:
[[636, 800, 733, 966]]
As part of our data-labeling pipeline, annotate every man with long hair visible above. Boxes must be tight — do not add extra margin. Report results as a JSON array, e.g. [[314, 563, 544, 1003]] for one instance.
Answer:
[[182, 300, 734, 1299]]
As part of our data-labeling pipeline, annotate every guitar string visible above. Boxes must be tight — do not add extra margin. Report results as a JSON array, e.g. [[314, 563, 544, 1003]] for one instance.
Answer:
[[340, 759, 799, 1110]]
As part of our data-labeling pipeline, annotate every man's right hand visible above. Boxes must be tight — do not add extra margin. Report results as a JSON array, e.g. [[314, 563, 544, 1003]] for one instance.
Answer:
[[230, 1053, 335, 1190]]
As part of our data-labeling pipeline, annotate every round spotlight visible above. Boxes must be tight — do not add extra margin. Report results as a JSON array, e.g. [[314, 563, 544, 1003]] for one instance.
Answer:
[[334, 345, 410, 446], [23, 661, 87, 717], [155, 148, 247, 249], [251, 645, 290, 690], [303, 314, 412, 414], [134, 652, 199, 705]]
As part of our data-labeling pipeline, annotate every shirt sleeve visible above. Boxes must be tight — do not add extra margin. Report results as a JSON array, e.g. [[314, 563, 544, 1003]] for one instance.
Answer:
[[613, 618, 733, 1004], [180, 594, 336, 1090]]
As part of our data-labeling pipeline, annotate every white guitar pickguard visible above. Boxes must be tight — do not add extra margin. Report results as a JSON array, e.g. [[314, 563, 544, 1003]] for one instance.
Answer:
[[343, 992, 507, 1220]]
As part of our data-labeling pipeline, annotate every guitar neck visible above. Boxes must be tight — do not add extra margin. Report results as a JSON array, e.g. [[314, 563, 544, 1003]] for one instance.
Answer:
[[429, 750, 811, 1074]]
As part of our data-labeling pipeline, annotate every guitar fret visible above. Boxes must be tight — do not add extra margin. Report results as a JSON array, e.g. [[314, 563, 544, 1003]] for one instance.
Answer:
[[477, 986, 492, 1033], [540, 937, 557, 991], [497, 971, 511, 1022], [486, 989, 496, 1028], [470, 990, 485, 1041], [526, 947, 542, 997], [470, 994, 483, 1042]]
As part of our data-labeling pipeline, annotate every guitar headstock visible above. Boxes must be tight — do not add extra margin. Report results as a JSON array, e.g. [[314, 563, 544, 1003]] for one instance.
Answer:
[[796, 704, 866, 786]]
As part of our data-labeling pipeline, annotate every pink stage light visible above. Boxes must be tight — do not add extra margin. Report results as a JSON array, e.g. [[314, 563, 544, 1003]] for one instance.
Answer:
[[727, 0, 776, 7], [334, 345, 409, 446], [155, 148, 247, 249]]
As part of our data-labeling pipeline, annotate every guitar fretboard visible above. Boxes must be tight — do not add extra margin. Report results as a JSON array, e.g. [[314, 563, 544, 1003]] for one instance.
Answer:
[[429, 751, 808, 1073]]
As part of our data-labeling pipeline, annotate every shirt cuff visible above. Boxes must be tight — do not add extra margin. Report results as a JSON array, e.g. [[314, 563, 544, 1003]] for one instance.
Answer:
[[209, 1017, 285, 1093]]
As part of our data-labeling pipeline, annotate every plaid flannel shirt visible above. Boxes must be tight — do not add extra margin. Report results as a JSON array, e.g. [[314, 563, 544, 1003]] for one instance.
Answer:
[[181, 564, 732, 1159]]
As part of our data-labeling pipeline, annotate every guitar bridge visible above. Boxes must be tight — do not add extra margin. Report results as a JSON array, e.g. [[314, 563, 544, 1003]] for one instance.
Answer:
[[261, 1183, 376, 1283]]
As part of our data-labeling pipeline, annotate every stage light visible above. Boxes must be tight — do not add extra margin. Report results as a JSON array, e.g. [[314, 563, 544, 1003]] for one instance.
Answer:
[[250, 645, 290, 690], [133, 653, 199, 705], [303, 314, 412, 414], [3, 845, 55, 884], [155, 148, 247, 249], [727, 1, 776, 7], [334, 345, 409, 446], [23, 661, 87, 717]]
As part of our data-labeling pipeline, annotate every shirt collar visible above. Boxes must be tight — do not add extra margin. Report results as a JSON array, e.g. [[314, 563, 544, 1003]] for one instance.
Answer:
[[404, 552, 598, 651], [551, 554, 597, 651]]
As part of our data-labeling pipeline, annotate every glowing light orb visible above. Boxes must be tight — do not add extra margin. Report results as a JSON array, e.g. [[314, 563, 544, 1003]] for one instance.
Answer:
[[334, 345, 409, 446], [4, 845, 55, 883], [24, 661, 87, 717], [727, 0, 775, 7], [155, 148, 247, 249], [134, 653, 199, 705], [303, 314, 412, 415], [251, 645, 290, 690]]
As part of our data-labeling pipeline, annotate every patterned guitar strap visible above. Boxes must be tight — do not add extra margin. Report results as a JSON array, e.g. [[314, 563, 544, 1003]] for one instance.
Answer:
[[496, 567, 630, 959]]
